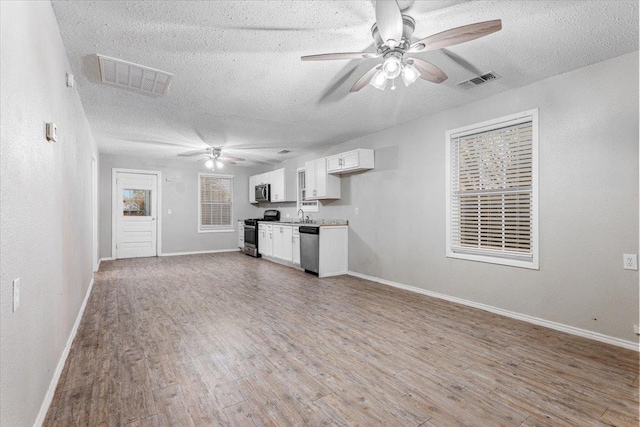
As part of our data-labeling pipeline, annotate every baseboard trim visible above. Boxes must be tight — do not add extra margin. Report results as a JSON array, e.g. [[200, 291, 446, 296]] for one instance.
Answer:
[[99, 257, 114, 262], [159, 248, 240, 257], [347, 271, 639, 352], [34, 276, 95, 426]]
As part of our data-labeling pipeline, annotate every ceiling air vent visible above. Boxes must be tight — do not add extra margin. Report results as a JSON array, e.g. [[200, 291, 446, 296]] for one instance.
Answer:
[[97, 54, 174, 96], [277, 150, 291, 155], [457, 72, 501, 89]]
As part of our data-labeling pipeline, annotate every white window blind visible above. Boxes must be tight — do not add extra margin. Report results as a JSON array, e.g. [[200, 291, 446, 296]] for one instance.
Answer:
[[447, 110, 538, 269], [199, 174, 233, 231]]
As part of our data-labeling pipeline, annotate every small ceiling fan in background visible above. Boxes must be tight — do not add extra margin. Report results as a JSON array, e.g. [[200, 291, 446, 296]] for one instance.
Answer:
[[301, 0, 501, 92], [178, 146, 245, 170]]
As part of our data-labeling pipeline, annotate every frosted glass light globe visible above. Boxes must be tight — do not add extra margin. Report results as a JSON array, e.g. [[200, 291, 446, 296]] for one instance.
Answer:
[[382, 56, 402, 80]]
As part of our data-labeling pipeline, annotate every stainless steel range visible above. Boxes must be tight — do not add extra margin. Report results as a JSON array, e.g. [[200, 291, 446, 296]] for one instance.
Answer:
[[242, 209, 280, 257]]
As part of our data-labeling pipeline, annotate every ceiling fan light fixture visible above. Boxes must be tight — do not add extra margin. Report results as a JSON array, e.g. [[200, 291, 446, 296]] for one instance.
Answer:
[[369, 69, 387, 90], [204, 158, 214, 169], [382, 56, 402, 80], [401, 63, 420, 87], [215, 160, 224, 169]]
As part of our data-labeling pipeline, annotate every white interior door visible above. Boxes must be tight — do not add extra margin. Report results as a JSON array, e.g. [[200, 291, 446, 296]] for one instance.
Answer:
[[116, 172, 157, 259]]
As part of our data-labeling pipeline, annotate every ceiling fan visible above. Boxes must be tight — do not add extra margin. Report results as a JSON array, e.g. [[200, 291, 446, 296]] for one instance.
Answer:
[[178, 146, 245, 170], [301, 1, 501, 92]]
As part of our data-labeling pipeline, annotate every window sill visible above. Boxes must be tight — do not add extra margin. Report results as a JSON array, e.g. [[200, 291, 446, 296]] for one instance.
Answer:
[[447, 250, 539, 270], [198, 228, 235, 234]]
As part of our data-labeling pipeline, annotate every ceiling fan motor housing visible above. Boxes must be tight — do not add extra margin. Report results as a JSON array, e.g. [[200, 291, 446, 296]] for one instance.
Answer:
[[371, 15, 416, 54]]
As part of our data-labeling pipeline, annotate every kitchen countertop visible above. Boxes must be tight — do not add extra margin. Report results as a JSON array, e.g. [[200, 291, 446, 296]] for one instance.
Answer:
[[258, 219, 348, 227]]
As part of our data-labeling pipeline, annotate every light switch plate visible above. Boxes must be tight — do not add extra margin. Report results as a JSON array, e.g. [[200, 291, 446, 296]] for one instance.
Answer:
[[167, 208, 172, 215], [623, 254, 637, 270], [45, 122, 57, 142], [13, 278, 20, 312]]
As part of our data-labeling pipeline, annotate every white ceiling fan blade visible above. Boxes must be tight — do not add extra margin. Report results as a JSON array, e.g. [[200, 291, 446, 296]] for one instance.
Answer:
[[301, 52, 380, 61], [179, 149, 209, 157], [219, 155, 245, 162], [409, 20, 502, 53], [376, 0, 403, 47], [350, 64, 382, 92], [406, 58, 448, 83]]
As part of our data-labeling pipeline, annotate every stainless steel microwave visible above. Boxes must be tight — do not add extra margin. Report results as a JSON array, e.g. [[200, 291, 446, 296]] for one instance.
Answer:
[[255, 183, 270, 202]]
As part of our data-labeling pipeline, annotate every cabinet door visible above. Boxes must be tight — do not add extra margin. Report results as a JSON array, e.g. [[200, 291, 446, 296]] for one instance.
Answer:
[[292, 230, 300, 265], [282, 226, 293, 261], [326, 155, 342, 173], [238, 224, 244, 248], [258, 228, 266, 254], [270, 169, 285, 202], [305, 160, 317, 199], [341, 150, 360, 170], [249, 175, 257, 203], [272, 226, 283, 259], [265, 226, 273, 257], [315, 158, 327, 198]]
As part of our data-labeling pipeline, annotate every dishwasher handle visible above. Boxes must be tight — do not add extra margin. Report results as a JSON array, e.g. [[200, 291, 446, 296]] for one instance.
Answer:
[[299, 226, 319, 234]]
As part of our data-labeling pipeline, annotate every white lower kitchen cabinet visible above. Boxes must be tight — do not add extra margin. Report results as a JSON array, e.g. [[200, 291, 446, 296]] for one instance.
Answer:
[[258, 222, 347, 277], [292, 227, 300, 265], [272, 225, 293, 261], [238, 220, 244, 248], [258, 223, 273, 257], [259, 223, 302, 268], [317, 226, 348, 277]]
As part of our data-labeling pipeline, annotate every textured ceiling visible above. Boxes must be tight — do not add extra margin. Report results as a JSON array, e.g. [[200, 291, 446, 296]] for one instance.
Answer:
[[52, 0, 638, 166]]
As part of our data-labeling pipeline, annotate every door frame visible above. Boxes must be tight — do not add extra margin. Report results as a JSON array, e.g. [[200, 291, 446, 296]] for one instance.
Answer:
[[111, 168, 162, 258], [92, 156, 98, 271]]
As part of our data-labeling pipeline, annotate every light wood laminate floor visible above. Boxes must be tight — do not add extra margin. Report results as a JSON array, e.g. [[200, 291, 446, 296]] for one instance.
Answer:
[[44, 252, 639, 426]]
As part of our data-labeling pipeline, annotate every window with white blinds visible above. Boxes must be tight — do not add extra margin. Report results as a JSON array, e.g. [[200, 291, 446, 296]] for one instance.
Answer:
[[446, 109, 538, 269], [296, 168, 319, 212], [198, 174, 233, 232]]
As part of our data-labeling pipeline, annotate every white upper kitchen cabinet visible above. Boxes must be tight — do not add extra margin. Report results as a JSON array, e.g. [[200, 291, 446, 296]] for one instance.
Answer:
[[249, 168, 296, 203], [269, 168, 296, 202], [305, 158, 340, 200], [327, 149, 374, 174], [255, 173, 269, 185], [249, 175, 257, 204]]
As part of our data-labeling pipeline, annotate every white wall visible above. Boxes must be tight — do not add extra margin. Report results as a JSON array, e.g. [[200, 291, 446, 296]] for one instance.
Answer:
[[262, 52, 640, 344], [0, 2, 97, 426], [99, 154, 261, 258]]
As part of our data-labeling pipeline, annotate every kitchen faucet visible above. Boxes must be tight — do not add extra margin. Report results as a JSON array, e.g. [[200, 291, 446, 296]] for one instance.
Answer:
[[297, 209, 305, 223]]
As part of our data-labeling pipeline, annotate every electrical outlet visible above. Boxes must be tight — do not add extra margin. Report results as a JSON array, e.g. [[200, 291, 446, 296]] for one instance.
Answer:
[[634, 325, 640, 335], [355, 208, 359, 215], [623, 254, 637, 270], [167, 208, 172, 215], [13, 278, 20, 312]]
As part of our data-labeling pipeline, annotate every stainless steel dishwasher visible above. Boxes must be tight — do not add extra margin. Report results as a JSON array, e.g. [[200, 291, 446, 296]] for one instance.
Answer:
[[299, 226, 319, 275]]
